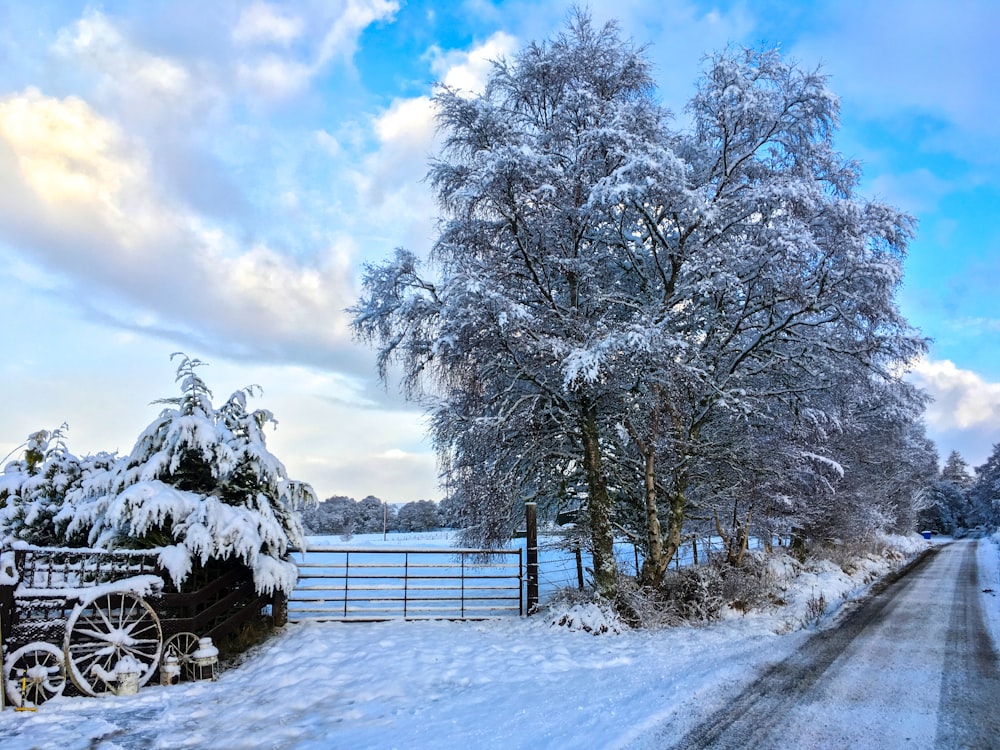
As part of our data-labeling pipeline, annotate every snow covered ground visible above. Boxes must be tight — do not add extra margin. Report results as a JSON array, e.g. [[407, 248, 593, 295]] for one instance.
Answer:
[[2, 532, 977, 750]]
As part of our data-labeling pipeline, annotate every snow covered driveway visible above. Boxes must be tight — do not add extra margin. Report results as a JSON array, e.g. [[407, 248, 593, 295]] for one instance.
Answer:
[[667, 539, 1000, 749]]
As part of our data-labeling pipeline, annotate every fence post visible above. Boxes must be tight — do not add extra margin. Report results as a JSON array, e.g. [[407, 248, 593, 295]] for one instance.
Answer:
[[525, 502, 539, 614], [272, 591, 288, 627], [343, 551, 350, 618], [460, 553, 466, 619]]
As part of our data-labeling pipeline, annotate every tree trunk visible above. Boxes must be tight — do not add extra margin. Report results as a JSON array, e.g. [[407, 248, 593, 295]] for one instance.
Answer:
[[639, 446, 669, 588], [625, 416, 668, 589], [715, 506, 752, 566], [661, 408, 692, 576], [580, 402, 618, 599], [662, 485, 687, 566]]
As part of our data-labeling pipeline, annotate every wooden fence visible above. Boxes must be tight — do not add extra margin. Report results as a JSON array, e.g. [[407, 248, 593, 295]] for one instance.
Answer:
[[288, 547, 524, 621]]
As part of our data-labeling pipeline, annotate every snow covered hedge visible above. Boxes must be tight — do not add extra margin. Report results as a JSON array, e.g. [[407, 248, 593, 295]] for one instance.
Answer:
[[0, 355, 317, 595]]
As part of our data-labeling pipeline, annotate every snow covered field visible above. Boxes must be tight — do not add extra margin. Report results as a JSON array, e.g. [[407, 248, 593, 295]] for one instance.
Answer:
[[2, 532, 980, 750]]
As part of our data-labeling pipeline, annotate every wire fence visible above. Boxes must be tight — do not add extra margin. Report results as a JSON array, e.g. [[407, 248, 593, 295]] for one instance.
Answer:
[[527, 532, 769, 599]]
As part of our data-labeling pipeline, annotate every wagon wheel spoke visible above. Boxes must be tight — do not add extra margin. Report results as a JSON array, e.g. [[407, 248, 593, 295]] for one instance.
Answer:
[[64, 591, 163, 696], [99, 604, 116, 633], [3, 643, 66, 708]]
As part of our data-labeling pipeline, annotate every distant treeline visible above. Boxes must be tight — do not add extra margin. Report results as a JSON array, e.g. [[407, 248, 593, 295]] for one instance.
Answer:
[[300, 495, 463, 536]]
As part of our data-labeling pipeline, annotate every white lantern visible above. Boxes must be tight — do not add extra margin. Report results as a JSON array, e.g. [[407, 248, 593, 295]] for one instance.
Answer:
[[191, 637, 219, 681], [114, 656, 143, 696], [160, 652, 181, 686]]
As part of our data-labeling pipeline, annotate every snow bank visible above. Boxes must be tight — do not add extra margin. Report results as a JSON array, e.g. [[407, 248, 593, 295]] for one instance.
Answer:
[[759, 532, 931, 632]]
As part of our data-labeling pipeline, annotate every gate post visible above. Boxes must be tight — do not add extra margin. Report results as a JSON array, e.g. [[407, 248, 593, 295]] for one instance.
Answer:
[[525, 502, 539, 614]]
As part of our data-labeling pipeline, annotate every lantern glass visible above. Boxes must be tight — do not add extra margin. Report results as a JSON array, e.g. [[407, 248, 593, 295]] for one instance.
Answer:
[[191, 637, 219, 682]]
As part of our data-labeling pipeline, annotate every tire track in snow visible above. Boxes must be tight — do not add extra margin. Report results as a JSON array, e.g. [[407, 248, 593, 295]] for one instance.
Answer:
[[933, 541, 1000, 748], [664, 541, 1000, 749]]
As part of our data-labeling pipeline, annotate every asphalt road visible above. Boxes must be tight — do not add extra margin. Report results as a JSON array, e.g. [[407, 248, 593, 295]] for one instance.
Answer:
[[670, 539, 1000, 749]]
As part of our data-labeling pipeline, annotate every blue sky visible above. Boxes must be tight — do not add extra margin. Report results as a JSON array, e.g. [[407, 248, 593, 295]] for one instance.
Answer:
[[1, 0, 998, 503]]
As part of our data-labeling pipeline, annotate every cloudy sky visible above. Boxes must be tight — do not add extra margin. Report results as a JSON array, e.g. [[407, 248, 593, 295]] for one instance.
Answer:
[[1, 0, 998, 503]]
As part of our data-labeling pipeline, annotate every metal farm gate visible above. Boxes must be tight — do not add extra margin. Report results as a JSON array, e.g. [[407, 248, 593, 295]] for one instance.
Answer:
[[288, 547, 524, 621]]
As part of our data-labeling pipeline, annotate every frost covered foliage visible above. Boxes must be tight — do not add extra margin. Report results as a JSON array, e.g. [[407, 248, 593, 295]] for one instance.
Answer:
[[2, 356, 316, 595], [0, 426, 85, 546], [968, 445, 1000, 528], [612, 554, 781, 628], [918, 451, 976, 534], [352, 11, 932, 602]]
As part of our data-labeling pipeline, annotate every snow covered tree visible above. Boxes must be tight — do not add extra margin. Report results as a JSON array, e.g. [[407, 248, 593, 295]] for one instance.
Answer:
[[351, 495, 387, 534], [942, 451, 975, 489], [352, 12, 928, 599], [396, 500, 441, 532], [354, 12, 664, 597], [969, 445, 1000, 528], [0, 426, 87, 546], [437, 493, 466, 529], [918, 450, 974, 533], [301, 495, 359, 535], [616, 44, 927, 580], [40, 354, 319, 594]]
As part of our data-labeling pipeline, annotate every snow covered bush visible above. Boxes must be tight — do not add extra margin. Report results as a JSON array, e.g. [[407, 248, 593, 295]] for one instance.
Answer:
[[545, 589, 626, 635], [718, 553, 781, 614], [613, 556, 782, 628], [2, 355, 317, 595], [549, 603, 625, 635]]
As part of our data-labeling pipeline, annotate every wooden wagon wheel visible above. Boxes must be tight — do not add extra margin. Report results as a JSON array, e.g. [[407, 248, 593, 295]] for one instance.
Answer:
[[3, 642, 67, 707], [163, 631, 201, 681], [63, 591, 163, 696]]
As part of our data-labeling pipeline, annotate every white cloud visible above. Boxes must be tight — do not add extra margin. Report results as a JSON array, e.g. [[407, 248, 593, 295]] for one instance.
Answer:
[[237, 55, 313, 100], [0, 87, 358, 366], [375, 95, 437, 147], [314, 129, 341, 157], [233, 0, 400, 102], [909, 357, 1000, 431], [0, 87, 163, 256], [0, 88, 135, 208], [429, 31, 518, 95], [314, 0, 401, 69], [866, 168, 957, 215], [54, 10, 195, 108], [355, 33, 524, 233], [233, 2, 305, 46], [345, 95, 438, 244], [958, 317, 1000, 335]]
